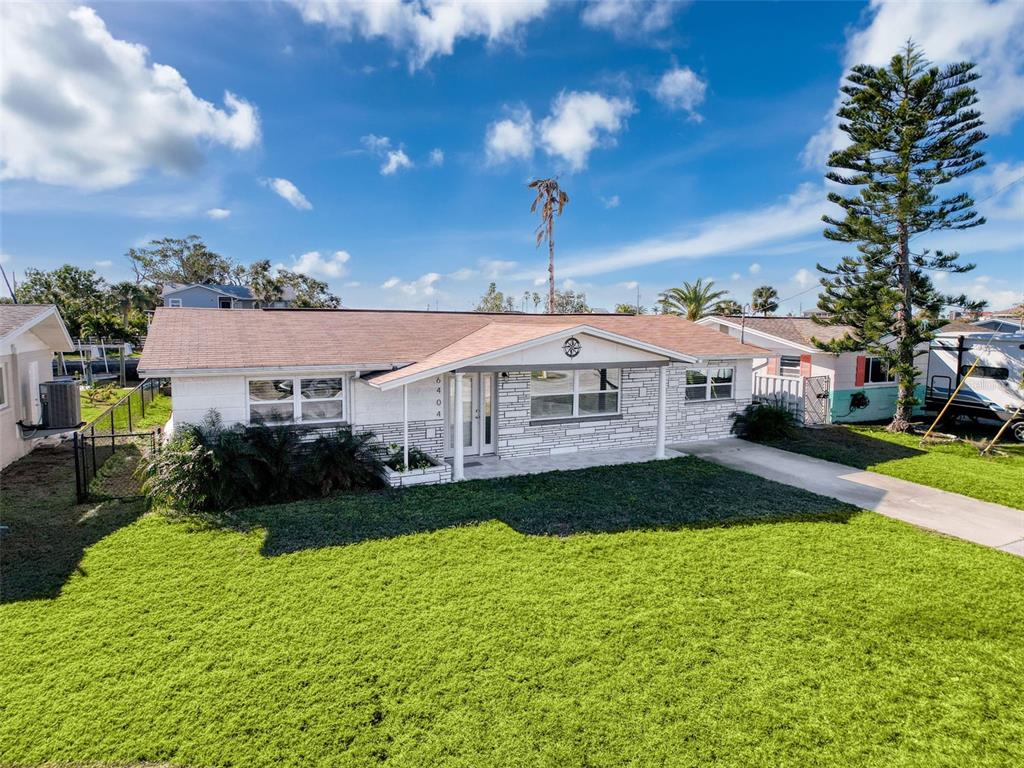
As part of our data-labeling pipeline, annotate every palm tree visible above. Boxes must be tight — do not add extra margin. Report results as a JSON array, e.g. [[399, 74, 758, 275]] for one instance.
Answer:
[[529, 178, 569, 314], [658, 279, 729, 321], [107, 281, 149, 326], [751, 285, 780, 316], [713, 299, 743, 316]]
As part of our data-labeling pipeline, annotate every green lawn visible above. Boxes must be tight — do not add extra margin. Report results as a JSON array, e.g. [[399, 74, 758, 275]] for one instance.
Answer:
[[2, 450, 1023, 767], [765, 424, 1024, 509], [80, 387, 172, 432]]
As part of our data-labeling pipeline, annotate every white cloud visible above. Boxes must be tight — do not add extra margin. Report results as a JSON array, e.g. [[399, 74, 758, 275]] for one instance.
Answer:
[[344, 280, 362, 288], [264, 177, 312, 210], [538, 91, 634, 171], [602, 194, 621, 209], [206, 207, 231, 220], [428, 148, 444, 166], [730, 272, 742, 281], [581, 1, 678, 39], [94, 259, 113, 268], [288, 0, 551, 70], [749, 262, 762, 275], [804, 0, 1024, 166], [382, 271, 442, 296], [619, 280, 639, 290], [653, 65, 707, 120], [972, 161, 1024, 221], [289, 250, 351, 278], [792, 268, 814, 288], [381, 149, 413, 175], [486, 91, 633, 170], [485, 107, 535, 164], [449, 267, 476, 280], [361, 134, 414, 175], [481, 258, 518, 278], [0, 4, 259, 189]]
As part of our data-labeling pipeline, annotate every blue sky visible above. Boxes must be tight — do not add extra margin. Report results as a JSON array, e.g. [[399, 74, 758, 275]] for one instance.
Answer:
[[2, 1, 1022, 313]]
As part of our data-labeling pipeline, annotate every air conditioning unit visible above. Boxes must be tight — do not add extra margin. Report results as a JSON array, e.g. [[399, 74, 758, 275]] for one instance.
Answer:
[[40, 380, 81, 429]]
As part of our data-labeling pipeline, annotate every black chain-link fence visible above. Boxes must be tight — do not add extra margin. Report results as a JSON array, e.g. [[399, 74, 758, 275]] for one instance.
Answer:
[[73, 378, 170, 501]]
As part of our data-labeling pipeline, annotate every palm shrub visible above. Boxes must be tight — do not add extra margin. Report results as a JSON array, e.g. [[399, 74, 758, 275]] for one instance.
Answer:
[[731, 400, 797, 442], [302, 429, 386, 496], [141, 426, 215, 514]]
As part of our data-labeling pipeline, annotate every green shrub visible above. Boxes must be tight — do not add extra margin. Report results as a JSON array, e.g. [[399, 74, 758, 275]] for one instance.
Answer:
[[385, 444, 436, 472], [141, 411, 383, 512], [732, 399, 797, 442], [303, 430, 386, 495]]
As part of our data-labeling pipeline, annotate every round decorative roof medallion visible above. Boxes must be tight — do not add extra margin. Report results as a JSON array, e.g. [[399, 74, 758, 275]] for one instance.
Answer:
[[563, 336, 581, 358]]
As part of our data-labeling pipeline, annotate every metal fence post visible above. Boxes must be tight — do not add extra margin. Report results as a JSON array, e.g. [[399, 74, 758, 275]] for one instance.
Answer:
[[73, 431, 82, 502], [127, 396, 133, 433]]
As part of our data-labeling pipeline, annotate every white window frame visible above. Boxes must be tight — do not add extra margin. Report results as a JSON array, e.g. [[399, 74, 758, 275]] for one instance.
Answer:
[[0, 363, 8, 410], [167, 298, 182, 308], [684, 366, 735, 402], [529, 368, 622, 421], [864, 356, 896, 386], [246, 375, 348, 425]]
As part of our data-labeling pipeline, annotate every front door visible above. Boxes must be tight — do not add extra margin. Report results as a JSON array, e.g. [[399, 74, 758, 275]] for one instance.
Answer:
[[445, 373, 496, 457]]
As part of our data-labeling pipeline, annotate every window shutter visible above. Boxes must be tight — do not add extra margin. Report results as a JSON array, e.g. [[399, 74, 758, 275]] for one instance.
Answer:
[[855, 356, 866, 386], [767, 357, 779, 375], [800, 354, 812, 378]]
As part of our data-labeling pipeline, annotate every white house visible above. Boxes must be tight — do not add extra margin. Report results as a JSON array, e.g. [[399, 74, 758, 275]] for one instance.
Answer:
[[0, 304, 75, 469], [696, 315, 904, 424], [139, 308, 767, 483]]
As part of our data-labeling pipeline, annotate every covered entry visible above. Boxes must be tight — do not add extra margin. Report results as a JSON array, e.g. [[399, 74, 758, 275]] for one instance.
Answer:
[[444, 372, 496, 458]]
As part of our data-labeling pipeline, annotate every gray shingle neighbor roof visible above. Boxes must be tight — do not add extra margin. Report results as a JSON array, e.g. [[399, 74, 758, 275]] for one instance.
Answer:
[[0, 304, 56, 339], [708, 315, 855, 348], [161, 283, 255, 299]]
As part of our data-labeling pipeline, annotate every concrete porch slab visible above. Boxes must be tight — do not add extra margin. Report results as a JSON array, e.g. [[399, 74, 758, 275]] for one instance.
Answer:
[[461, 445, 683, 481]]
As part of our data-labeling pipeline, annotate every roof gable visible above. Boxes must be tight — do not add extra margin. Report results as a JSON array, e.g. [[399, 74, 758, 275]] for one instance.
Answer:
[[0, 304, 74, 351]]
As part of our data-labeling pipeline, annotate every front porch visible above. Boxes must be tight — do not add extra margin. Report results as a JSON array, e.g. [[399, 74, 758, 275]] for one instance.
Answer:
[[460, 444, 685, 481]]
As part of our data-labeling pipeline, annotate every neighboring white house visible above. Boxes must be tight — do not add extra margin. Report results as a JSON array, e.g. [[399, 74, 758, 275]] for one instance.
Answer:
[[161, 283, 296, 309], [0, 304, 75, 470], [139, 308, 767, 483], [696, 315, 906, 424]]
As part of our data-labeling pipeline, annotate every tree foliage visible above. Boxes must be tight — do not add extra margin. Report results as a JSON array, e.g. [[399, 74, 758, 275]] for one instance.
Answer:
[[713, 299, 743, 316], [658, 279, 729, 321], [815, 41, 987, 429], [127, 235, 235, 285], [615, 303, 647, 315], [548, 289, 591, 314], [475, 282, 516, 312], [529, 178, 569, 314], [751, 286, 779, 316]]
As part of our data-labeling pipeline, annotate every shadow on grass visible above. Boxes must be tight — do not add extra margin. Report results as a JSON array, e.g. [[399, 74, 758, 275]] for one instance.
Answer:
[[184, 457, 861, 556], [766, 426, 926, 469], [1, 445, 146, 604]]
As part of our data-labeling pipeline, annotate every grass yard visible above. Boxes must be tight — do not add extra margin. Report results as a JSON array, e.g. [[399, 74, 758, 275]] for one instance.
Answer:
[[765, 423, 1024, 509], [2, 449, 1023, 767], [80, 386, 172, 432]]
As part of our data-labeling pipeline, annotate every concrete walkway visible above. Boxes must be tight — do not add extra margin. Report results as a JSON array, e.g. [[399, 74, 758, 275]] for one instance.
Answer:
[[462, 445, 682, 481], [680, 439, 1024, 557]]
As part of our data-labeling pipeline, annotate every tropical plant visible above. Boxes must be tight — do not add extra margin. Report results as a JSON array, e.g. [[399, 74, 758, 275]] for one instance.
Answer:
[[304, 430, 386, 495], [386, 444, 435, 472], [658, 279, 729, 321], [615, 303, 647, 315], [815, 41, 987, 432], [14, 265, 107, 337], [731, 400, 797, 442], [751, 286, 779, 316], [476, 282, 516, 312], [713, 299, 743, 316], [549, 288, 590, 314], [141, 427, 215, 515], [529, 178, 569, 314], [127, 235, 235, 286]]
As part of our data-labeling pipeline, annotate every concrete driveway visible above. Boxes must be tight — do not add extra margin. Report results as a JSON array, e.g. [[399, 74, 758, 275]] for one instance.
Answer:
[[679, 439, 1024, 557]]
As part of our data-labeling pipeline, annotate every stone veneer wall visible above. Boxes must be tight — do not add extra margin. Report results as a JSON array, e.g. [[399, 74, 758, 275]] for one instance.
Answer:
[[496, 363, 749, 458], [354, 419, 445, 457]]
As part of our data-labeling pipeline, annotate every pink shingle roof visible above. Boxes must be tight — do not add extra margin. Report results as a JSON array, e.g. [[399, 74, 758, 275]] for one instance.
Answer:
[[139, 308, 767, 375]]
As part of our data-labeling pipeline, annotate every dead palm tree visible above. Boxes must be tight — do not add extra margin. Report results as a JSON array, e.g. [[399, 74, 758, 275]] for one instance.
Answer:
[[529, 178, 569, 314], [658, 279, 729, 321]]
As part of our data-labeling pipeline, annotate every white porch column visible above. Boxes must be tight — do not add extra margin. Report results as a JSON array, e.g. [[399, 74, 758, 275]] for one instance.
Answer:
[[402, 384, 409, 470], [453, 372, 465, 481], [655, 365, 668, 459]]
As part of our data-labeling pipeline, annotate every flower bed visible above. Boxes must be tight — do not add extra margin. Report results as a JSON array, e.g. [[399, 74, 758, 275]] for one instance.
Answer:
[[383, 452, 452, 487]]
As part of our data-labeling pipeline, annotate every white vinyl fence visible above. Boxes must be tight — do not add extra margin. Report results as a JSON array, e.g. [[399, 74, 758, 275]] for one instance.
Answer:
[[752, 374, 804, 421]]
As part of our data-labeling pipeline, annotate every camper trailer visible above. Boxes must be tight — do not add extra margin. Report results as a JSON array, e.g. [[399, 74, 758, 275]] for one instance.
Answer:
[[923, 330, 1024, 441]]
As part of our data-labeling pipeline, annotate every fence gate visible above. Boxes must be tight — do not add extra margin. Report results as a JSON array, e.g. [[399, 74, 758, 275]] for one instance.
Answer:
[[803, 375, 831, 425]]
